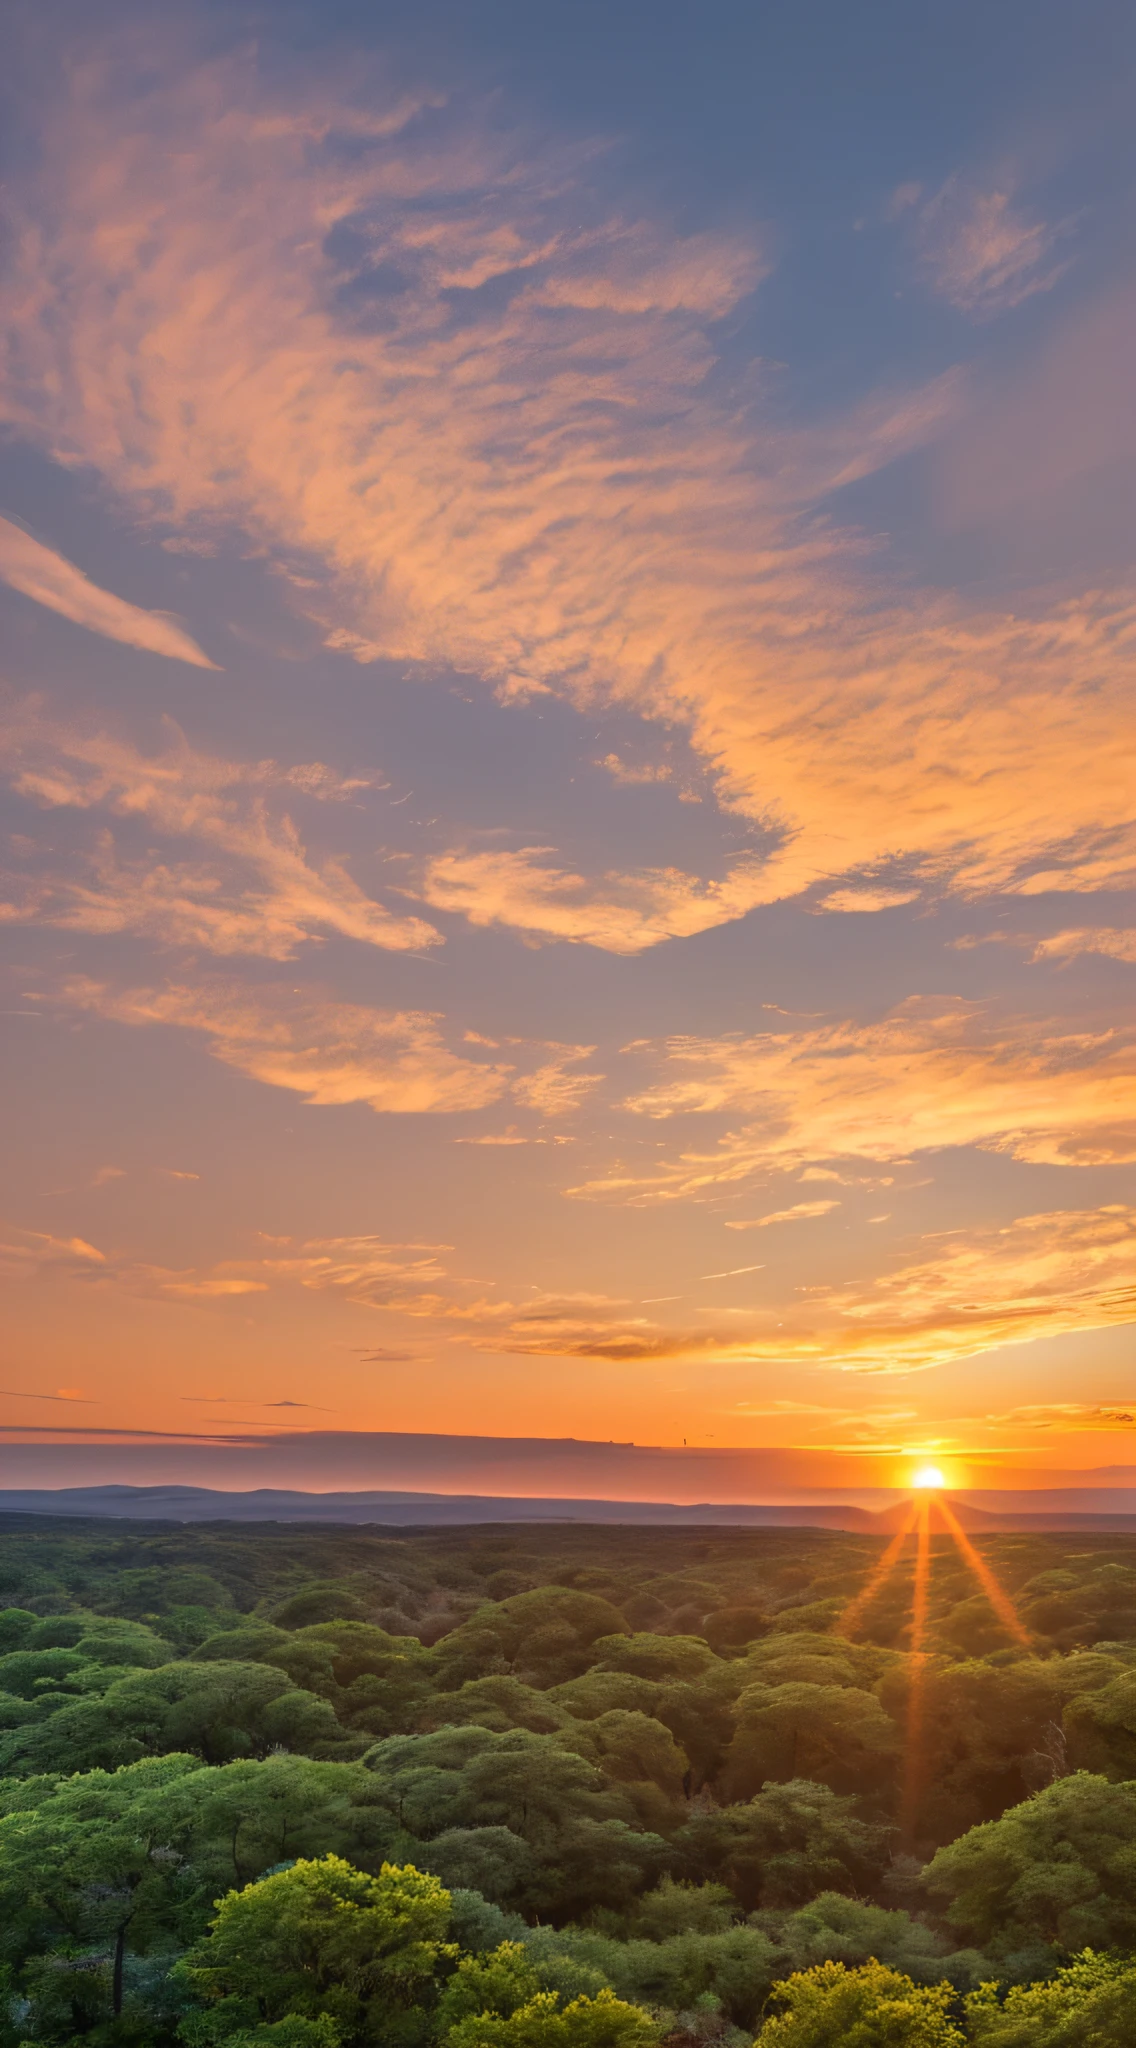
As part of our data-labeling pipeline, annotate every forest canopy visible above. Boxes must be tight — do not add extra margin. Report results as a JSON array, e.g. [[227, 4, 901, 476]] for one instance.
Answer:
[[3, 1514, 1136, 2048]]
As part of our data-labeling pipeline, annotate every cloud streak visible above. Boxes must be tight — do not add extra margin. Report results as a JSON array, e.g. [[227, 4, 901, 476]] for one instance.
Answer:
[[811, 1204, 1136, 1372], [3, 39, 1132, 926], [1032, 927, 1136, 966], [53, 976, 511, 1113], [0, 516, 218, 666], [311, 1203, 1136, 1374], [573, 996, 1136, 1203], [894, 175, 1071, 317], [417, 846, 774, 953], [1, 716, 440, 957], [726, 1200, 840, 1229], [8, 1198, 1132, 1381]]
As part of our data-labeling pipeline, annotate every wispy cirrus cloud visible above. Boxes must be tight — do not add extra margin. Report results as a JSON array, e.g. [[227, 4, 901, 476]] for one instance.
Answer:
[[9, 1201, 1132, 1379], [1031, 927, 1136, 966], [416, 845, 773, 953], [43, 975, 603, 1120], [0, 1229, 106, 1277], [257, 1236, 453, 1299], [815, 886, 920, 914], [159, 1277, 268, 1298], [511, 1043, 603, 1115], [726, 1200, 840, 1230], [326, 1203, 1136, 1374], [51, 976, 511, 1114], [225, 1232, 706, 1358], [470, 1204, 1136, 1371], [5, 37, 1133, 929], [1, 716, 439, 957], [0, 515, 218, 667], [983, 1400, 1136, 1433], [1, 1224, 447, 1311], [571, 996, 1136, 1205], [892, 174, 1071, 317], [811, 1204, 1136, 1372]]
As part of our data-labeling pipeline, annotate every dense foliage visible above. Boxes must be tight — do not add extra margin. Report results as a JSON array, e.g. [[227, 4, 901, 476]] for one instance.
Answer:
[[3, 1515, 1136, 2048]]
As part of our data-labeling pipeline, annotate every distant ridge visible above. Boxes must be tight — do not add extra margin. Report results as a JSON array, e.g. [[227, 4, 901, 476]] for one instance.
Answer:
[[3, 1484, 1136, 1532]]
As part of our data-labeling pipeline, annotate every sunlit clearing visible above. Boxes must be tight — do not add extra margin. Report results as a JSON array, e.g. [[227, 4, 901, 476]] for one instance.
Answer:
[[912, 1465, 946, 1489]]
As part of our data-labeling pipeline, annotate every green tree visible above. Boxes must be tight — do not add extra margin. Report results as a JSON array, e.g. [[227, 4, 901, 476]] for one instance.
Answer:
[[654, 1666, 741, 1791], [437, 1943, 543, 2030], [0, 1660, 346, 1777], [1063, 1670, 1136, 1778], [443, 1988, 656, 2048], [0, 1608, 38, 1652], [540, 1924, 780, 2031], [964, 1950, 1136, 2046], [924, 1772, 1136, 1951], [754, 1961, 964, 2046], [675, 1780, 891, 1911], [363, 1725, 635, 1838], [426, 1677, 567, 1736], [631, 1878, 737, 1939], [549, 1674, 662, 1724], [0, 1753, 206, 2020], [701, 1609, 771, 1654], [433, 1592, 630, 1691], [177, 1855, 453, 2048], [365, 1724, 666, 1916], [419, 1827, 536, 1904], [758, 1896, 984, 1992], [874, 1660, 1062, 1847], [191, 2020, 342, 2048], [738, 1635, 877, 1691], [145, 1751, 399, 1888], [556, 1710, 689, 1829], [722, 1684, 898, 1801], [0, 1748, 407, 2034], [589, 1637, 716, 1685]]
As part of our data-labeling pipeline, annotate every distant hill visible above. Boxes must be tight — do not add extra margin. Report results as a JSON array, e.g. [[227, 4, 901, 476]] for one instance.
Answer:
[[3, 1482, 1136, 1531]]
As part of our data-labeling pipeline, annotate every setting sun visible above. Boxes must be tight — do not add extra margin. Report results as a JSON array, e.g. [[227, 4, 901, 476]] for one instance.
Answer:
[[912, 1466, 946, 1490]]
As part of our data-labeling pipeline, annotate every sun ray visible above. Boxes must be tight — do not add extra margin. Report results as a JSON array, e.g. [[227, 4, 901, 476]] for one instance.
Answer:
[[899, 1494, 933, 1846], [937, 1496, 1033, 1647], [834, 1501, 920, 1638]]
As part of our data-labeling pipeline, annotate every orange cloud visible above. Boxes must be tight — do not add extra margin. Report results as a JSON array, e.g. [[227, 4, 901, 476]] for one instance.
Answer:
[[257, 1237, 453, 1301], [1032, 927, 1136, 966], [975, 1401, 1136, 1434], [726, 1200, 840, 1229], [52, 976, 510, 1114], [1, 717, 438, 958], [414, 846, 773, 953], [43, 976, 603, 1122], [464, 1204, 1136, 1371], [8, 1196, 1131, 1380], [511, 1044, 603, 1115], [0, 1230, 106, 1276], [333, 1203, 1136, 1372], [6, 42, 1132, 931], [576, 996, 1136, 1204], [815, 887, 920, 914], [0, 515, 218, 666], [810, 1204, 1136, 1372], [161, 1278, 268, 1298]]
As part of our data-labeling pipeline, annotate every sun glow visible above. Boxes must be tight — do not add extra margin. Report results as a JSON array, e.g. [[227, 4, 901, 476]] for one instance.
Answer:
[[912, 1465, 946, 1489]]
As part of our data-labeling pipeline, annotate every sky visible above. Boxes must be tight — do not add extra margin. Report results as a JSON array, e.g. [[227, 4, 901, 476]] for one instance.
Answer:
[[1, 0, 1135, 1498]]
